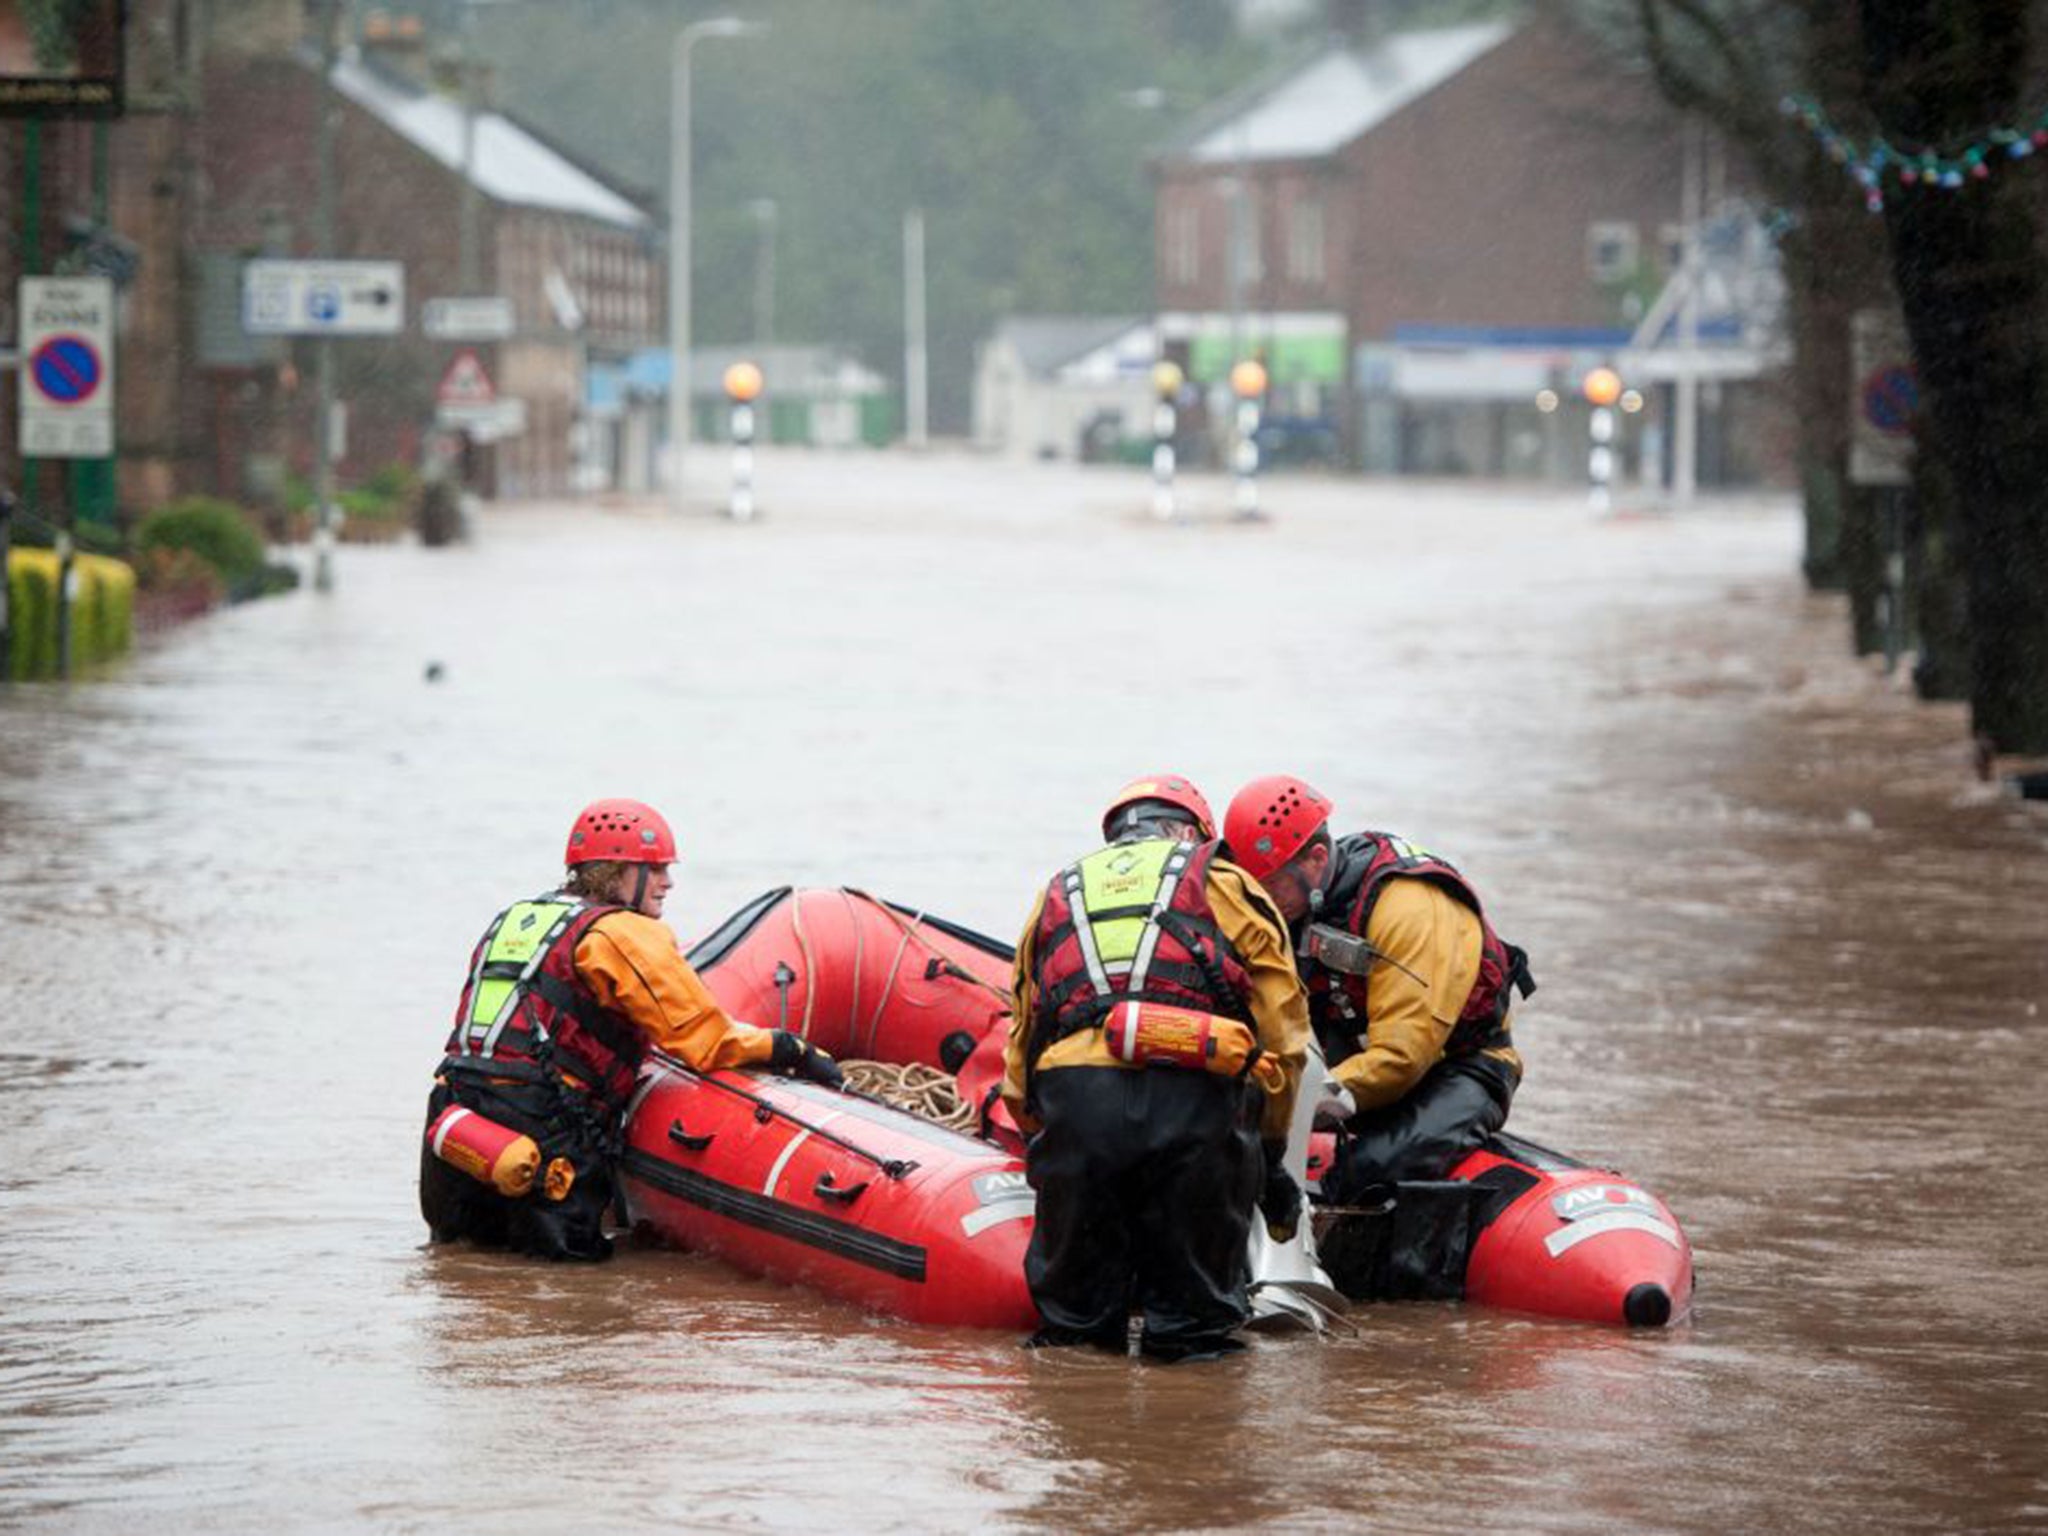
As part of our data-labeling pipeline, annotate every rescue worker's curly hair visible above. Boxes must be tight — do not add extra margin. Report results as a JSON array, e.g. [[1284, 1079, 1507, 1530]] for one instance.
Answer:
[[564, 860, 629, 900]]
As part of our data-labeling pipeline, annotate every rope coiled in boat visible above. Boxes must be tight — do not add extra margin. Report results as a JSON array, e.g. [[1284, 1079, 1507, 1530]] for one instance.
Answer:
[[839, 1059, 977, 1133]]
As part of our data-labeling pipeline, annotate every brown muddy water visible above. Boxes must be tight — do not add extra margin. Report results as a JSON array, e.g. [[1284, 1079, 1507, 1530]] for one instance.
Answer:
[[2, 454, 2044, 1534]]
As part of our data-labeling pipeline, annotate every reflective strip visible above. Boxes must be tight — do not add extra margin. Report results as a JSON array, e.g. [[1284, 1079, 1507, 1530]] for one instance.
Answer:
[[620, 1068, 667, 1130], [457, 900, 520, 1058], [1125, 845, 1191, 997], [431, 1107, 472, 1157], [763, 1108, 846, 1196], [1542, 1209, 1683, 1258], [1062, 865, 1114, 1002], [960, 1194, 1036, 1237], [1106, 1000, 1141, 1062]]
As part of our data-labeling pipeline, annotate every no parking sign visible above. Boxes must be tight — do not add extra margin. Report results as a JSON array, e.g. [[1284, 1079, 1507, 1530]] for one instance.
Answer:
[[19, 276, 115, 458], [1849, 309, 1915, 488]]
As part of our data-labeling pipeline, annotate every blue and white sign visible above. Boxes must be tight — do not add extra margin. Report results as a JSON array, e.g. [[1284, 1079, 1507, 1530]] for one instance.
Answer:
[[242, 259, 405, 337], [18, 276, 115, 458]]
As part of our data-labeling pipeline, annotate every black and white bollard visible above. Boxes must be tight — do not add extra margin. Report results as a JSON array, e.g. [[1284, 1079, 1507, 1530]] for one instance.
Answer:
[[1582, 366, 1622, 516], [1150, 360, 1183, 522], [1230, 358, 1268, 522], [723, 360, 763, 522]]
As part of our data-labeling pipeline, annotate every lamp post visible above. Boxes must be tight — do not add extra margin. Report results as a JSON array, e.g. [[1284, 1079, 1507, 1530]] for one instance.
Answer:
[[668, 15, 766, 515], [749, 196, 777, 347]]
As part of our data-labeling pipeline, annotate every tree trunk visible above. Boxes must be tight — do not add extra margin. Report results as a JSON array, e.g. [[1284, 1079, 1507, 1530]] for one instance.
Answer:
[[1778, 171, 1894, 637], [1863, 0, 2048, 751], [1907, 441, 1974, 698]]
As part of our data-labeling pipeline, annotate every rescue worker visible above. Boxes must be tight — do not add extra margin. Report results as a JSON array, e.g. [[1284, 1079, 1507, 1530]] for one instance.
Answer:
[[1221, 775, 1533, 1204], [420, 798, 844, 1261], [1002, 774, 1309, 1363]]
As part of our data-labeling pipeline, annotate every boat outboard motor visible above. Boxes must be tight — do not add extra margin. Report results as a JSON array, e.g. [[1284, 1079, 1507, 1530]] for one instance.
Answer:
[[1246, 1041, 1349, 1334]]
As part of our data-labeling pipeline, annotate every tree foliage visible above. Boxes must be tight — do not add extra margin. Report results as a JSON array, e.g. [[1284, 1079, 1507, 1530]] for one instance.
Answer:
[[469, 0, 1262, 431]]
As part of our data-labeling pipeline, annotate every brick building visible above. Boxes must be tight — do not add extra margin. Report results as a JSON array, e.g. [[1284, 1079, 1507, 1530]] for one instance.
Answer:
[[200, 23, 659, 501], [2, 0, 659, 526], [1151, 12, 1782, 483]]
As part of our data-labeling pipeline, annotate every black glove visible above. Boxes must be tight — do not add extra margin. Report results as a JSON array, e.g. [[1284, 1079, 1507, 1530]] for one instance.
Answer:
[[1258, 1140, 1302, 1244], [768, 1029, 845, 1090]]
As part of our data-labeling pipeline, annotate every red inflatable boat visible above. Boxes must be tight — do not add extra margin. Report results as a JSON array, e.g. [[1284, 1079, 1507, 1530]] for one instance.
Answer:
[[686, 886, 1015, 1068], [620, 886, 1693, 1330], [618, 1057, 1037, 1328]]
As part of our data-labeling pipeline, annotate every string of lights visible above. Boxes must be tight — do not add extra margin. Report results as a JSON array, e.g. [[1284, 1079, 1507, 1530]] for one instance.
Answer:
[[1780, 93, 2048, 212]]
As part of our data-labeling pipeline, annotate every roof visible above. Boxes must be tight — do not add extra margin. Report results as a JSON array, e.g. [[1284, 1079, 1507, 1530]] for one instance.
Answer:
[[989, 315, 1149, 376], [1182, 21, 1515, 163], [327, 51, 649, 230], [595, 344, 887, 402]]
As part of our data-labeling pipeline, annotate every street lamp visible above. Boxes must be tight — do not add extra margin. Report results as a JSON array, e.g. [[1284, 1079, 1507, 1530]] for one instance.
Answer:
[[749, 197, 777, 347], [668, 15, 766, 514]]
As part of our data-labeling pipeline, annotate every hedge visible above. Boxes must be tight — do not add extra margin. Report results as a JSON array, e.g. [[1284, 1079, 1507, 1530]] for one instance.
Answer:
[[6, 547, 135, 681]]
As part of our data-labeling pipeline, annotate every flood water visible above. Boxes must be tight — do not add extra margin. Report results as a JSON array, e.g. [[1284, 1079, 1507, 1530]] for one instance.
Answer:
[[3, 452, 2044, 1533]]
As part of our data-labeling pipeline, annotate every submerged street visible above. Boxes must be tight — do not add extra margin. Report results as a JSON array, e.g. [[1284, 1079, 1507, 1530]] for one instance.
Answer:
[[3, 451, 2045, 1533]]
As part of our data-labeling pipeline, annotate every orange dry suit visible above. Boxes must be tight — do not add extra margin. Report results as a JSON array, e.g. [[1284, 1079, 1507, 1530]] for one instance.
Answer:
[[421, 891, 775, 1260]]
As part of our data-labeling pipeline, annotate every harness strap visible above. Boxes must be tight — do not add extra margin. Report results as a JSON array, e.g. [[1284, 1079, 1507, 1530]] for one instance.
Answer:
[[529, 970, 646, 1079], [1125, 844, 1192, 998], [457, 898, 521, 1060], [468, 900, 585, 1057], [1061, 863, 1114, 1002], [1506, 943, 1536, 1000]]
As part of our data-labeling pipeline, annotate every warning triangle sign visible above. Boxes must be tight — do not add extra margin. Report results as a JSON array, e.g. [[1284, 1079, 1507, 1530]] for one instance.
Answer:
[[437, 349, 496, 407]]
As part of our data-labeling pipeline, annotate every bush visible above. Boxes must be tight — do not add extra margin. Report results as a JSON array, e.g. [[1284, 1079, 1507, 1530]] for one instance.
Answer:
[[6, 547, 135, 680], [134, 543, 226, 597], [135, 498, 268, 594], [338, 486, 405, 523]]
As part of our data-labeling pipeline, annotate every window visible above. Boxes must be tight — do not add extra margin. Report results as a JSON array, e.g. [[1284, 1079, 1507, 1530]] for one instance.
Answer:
[[1587, 221, 1639, 282], [1237, 183, 1262, 285], [1168, 199, 1199, 286], [1287, 195, 1325, 285], [1658, 222, 1687, 271]]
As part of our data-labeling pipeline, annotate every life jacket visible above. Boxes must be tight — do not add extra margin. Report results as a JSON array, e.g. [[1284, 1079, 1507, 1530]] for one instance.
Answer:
[[1306, 831, 1533, 1068], [441, 893, 649, 1110], [1027, 837, 1254, 1068]]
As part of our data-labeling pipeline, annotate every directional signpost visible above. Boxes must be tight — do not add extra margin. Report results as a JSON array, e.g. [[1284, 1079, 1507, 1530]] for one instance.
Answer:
[[242, 260, 405, 335], [423, 296, 514, 342], [238, 259, 406, 593]]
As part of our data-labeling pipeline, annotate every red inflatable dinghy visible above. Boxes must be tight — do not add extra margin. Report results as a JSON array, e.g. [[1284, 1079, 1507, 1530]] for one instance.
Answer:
[[649, 886, 1693, 1330], [688, 887, 1014, 1070], [1305, 1131, 1694, 1328], [619, 1055, 1037, 1329]]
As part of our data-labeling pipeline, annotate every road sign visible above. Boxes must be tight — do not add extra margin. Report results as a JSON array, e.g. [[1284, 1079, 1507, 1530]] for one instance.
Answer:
[[242, 259, 405, 336], [1860, 365, 1918, 435], [437, 349, 496, 407], [437, 397, 527, 440], [1849, 309, 1916, 488], [423, 296, 515, 341], [19, 276, 115, 458]]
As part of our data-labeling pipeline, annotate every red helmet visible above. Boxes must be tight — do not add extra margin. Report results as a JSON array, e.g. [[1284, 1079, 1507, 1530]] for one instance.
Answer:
[[564, 798, 676, 866], [1223, 775, 1332, 882], [1101, 773, 1216, 841]]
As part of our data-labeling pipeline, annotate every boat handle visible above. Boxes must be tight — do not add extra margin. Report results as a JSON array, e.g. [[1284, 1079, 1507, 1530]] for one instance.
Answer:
[[668, 1119, 715, 1152], [813, 1172, 869, 1205]]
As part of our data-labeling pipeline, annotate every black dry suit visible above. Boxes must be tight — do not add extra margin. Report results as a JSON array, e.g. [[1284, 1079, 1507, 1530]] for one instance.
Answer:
[[1020, 835, 1264, 1361]]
